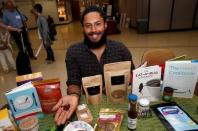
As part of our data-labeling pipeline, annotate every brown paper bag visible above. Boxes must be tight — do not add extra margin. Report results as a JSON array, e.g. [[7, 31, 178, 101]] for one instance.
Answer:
[[104, 61, 131, 103], [82, 75, 103, 105]]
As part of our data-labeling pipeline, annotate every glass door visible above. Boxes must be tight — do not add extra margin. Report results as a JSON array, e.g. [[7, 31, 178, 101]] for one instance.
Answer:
[[56, 0, 68, 21]]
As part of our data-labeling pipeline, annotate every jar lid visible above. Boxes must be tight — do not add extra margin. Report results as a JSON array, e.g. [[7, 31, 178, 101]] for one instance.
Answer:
[[19, 116, 38, 130], [77, 104, 87, 111], [139, 98, 150, 106], [128, 94, 138, 102], [164, 87, 174, 92]]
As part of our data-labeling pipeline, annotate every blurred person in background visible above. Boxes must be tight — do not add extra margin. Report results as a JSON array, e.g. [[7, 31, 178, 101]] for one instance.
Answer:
[[3, 0, 36, 59], [33, 3, 55, 63]]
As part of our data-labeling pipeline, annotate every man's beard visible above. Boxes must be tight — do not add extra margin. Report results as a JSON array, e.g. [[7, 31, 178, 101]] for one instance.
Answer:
[[83, 31, 107, 49]]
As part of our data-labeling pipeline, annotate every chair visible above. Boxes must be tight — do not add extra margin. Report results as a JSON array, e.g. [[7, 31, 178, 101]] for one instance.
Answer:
[[140, 49, 176, 78], [141, 48, 175, 66]]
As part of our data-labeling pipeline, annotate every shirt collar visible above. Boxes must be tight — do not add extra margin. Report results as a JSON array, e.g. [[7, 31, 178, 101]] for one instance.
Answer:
[[82, 39, 110, 51]]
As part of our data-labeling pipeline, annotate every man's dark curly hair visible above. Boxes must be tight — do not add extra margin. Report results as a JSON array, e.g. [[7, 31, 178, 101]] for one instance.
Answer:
[[34, 3, 43, 13], [80, 5, 106, 26]]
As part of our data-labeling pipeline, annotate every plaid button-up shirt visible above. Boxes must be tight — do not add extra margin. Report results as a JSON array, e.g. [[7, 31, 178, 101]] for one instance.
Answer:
[[65, 39, 135, 95]]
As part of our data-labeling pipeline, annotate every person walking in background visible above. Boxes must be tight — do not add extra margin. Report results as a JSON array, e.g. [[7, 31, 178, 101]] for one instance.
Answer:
[[0, 28, 16, 73], [3, 0, 36, 59], [33, 3, 55, 64], [0, 6, 20, 73]]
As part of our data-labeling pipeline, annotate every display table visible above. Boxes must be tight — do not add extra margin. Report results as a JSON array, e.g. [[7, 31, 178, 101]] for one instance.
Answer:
[[39, 95, 198, 130]]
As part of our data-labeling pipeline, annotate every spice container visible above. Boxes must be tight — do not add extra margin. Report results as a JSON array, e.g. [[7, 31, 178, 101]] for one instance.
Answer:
[[19, 116, 39, 131], [76, 104, 93, 125], [138, 98, 152, 118], [163, 87, 174, 101]]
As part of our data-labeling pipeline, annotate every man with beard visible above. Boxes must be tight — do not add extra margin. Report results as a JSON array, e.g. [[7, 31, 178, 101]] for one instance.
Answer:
[[52, 5, 135, 125]]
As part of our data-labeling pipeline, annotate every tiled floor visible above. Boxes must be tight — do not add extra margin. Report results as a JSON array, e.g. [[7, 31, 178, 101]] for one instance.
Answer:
[[1, 22, 198, 106]]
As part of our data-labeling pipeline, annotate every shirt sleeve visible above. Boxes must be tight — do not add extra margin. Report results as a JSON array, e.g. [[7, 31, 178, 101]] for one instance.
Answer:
[[65, 47, 82, 86], [65, 47, 82, 95], [38, 17, 49, 40]]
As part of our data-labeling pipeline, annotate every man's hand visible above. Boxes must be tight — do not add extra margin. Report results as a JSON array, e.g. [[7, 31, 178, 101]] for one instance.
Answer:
[[16, 28, 22, 32], [52, 95, 79, 125], [43, 40, 48, 46], [7, 26, 21, 32], [0, 45, 8, 50]]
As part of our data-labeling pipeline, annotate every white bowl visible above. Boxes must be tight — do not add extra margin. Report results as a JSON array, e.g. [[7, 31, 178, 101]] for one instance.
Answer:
[[63, 121, 93, 131]]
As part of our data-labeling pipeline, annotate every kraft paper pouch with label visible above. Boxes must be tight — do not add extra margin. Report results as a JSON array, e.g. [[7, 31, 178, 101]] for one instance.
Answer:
[[82, 75, 103, 105], [104, 61, 131, 103]]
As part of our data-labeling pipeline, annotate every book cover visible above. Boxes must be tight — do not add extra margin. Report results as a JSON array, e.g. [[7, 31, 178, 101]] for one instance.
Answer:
[[132, 65, 161, 101], [0, 108, 17, 131], [163, 60, 198, 98], [16, 72, 43, 86], [168, 54, 187, 61], [5, 82, 42, 121]]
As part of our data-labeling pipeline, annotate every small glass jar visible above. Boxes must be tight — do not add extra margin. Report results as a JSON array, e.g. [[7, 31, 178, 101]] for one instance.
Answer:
[[163, 87, 174, 102], [138, 98, 152, 118]]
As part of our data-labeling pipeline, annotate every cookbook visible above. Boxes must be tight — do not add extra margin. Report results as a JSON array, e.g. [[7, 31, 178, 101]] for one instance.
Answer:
[[5, 82, 42, 120]]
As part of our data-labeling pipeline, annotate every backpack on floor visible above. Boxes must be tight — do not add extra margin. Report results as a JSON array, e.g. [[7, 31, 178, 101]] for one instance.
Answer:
[[16, 34, 32, 75], [16, 51, 32, 75]]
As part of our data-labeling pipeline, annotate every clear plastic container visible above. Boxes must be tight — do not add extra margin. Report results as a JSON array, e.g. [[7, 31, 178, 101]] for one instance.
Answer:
[[76, 104, 93, 125], [138, 98, 152, 118]]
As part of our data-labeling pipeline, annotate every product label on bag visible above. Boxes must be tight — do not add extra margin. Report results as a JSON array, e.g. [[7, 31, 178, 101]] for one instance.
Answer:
[[87, 85, 100, 95], [128, 117, 137, 129], [111, 75, 125, 85]]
